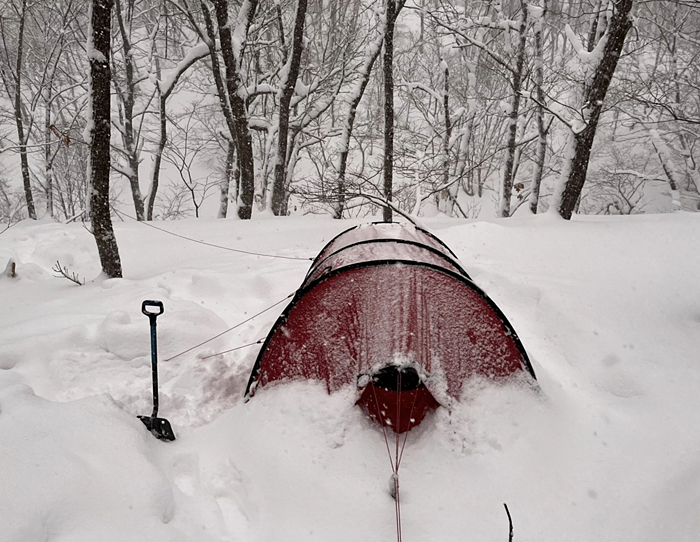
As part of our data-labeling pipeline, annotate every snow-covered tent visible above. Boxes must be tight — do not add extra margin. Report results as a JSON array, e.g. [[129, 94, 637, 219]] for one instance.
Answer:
[[245, 222, 535, 432]]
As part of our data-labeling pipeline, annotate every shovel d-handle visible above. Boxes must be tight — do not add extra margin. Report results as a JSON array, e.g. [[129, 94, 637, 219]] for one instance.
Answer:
[[142, 299, 164, 321]]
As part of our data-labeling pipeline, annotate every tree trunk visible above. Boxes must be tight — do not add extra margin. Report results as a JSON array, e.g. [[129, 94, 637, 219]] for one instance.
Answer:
[[44, 102, 54, 217], [148, 53, 166, 221], [114, 0, 145, 221], [675, 132, 700, 211], [271, 0, 308, 216], [648, 131, 680, 210], [211, 0, 258, 220], [557, 0, 634, 219], [442, 60, 452, 210], [529, 0, 548, 214], [148, 89, 167, 221], [383, 0, 397, 222], [13, 0, 36, 219], [218, 139, 237, 218], [499, 1, 528, 218], [90, 0, 122, 278], [335, 22, 384, 219], [200, 2, 238, 149]]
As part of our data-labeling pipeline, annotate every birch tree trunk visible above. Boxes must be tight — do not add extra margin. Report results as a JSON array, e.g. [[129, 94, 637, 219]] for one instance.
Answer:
[[149, 55, 167, 221], [529, 0, 548, 214], [675, 132, 700, 211], [442, 59, 452, 206], [499, 1, 528, 218]]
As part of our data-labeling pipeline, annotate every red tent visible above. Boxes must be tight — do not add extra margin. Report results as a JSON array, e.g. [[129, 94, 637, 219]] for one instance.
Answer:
[[245, 223, 535, 433]]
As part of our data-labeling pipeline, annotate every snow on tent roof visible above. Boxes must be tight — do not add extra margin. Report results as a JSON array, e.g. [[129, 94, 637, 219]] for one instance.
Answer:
[[245, 222, 535, 432], [305, 222, 468, 287]]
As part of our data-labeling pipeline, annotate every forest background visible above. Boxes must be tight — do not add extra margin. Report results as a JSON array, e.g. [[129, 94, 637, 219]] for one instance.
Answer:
[[1, 0, 699, 228]]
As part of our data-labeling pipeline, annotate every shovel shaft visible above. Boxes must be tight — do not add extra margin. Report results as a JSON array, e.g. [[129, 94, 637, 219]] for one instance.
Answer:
[[150, 320, 159, 418]]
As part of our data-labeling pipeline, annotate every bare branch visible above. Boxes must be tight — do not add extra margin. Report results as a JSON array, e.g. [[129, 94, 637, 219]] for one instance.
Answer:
[[52, 260, 84, 285], [504, 503, 513, 542]]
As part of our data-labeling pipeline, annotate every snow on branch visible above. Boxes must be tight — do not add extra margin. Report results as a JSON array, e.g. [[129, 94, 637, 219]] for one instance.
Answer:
[[232, 0, 256, 63], [459, 15, 519, 32], [446, 27, 513, 73], [158, 43, 210, 97], [248, 117, 273, 132], [604, 169, 667, 182], [564, 24, 609, 75], [403, 81, 443, 103], [244, 83, 279, 98], [343, 28, 385, 110]]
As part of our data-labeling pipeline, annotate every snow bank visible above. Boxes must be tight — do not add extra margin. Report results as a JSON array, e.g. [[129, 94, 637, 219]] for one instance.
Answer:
[[0, 384, 179, 542]]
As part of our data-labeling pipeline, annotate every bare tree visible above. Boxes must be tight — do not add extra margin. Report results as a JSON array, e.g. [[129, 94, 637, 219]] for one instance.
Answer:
[[334, 4, 383, 219], [270, 0, 309, 216], [553, 0, 635, 219], [111, 0, 146, 220], [208, 0, 258, 219], [149, 39, 209, 220], [31, 0, 85, 218], [89, 0, 122, 278], [162, 104, 219, 218], [622, 0, 700, 211], [0, 0, 37, 218]]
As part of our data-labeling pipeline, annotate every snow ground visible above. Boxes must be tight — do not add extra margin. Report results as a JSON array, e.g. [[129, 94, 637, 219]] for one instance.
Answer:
[[1, 213, 699, 542]]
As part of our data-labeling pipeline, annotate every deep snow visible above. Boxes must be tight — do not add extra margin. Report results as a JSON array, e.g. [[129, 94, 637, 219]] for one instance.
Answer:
[[1, 213, 699, 542]]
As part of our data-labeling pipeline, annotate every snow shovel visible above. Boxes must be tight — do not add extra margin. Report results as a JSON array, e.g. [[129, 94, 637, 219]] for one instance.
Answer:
[[138, 300, 176, 441]]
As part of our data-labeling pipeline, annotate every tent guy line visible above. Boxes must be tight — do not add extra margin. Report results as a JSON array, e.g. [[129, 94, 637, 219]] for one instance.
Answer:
[[370, 372, 418, 542], [164, 293, 295, 362], [200, 338, 266, 360], [115, 210, 313, 261]]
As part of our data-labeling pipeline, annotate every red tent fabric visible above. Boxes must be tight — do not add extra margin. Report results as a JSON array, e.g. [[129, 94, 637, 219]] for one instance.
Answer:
[[245, 223, 535, 432]]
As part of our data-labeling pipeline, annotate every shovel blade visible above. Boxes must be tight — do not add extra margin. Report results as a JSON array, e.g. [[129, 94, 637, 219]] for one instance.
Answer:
[[139, 415, 176, 441]]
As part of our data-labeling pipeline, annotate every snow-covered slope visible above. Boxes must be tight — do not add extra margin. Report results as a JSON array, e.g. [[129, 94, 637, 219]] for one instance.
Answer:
[[1, 214, 699, 542]]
